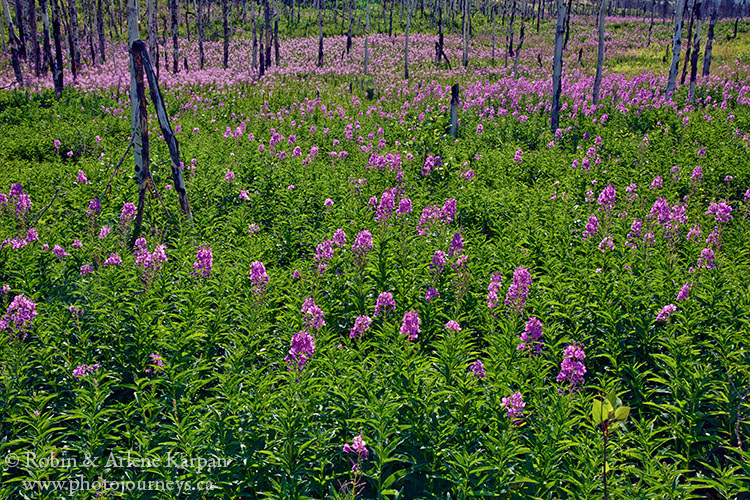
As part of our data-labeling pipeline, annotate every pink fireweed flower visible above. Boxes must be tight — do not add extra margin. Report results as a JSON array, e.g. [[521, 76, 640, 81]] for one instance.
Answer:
[[292, 269, 301, 280], [53, 245, 69, 259], [448, 232, 464, 257], [247, 223, 260, 234], [120, 202, 136, 222], [400, 310, 420, 341], [250, 261, 269, 294], [193, 245, 213, 277], [87, 198, 101, 217], [352, 230, 373, 263], [225, 171, 235, 182], [350, 315, 372, 339], [374, 292, 396, 317], [486, 273, 503, 309], [518, 317, 543, 354], [501, 392, 525, 424], [656, 304, 677, 322], [72, 239, 82, 249], [23, 229, 38, 242], [53, 139, 61, 151], [145, 353, 166, 375], [425, 287, 440, 303], [556, 343, 586, 393], [324, 198, 334, 207], [505, 266, 532, 313], [397, 198, 412, 216], [461, 169, 475, 181], [706, 202, 733, 223], [239, 190, 250, 201], [103, 253, 122, 267], [697, 248, 716, 269], [582, 215, 599, 240], [332, 229, 346, 247], [441, 199, 457, 224], [513, 149, 523, 163], [98, 226, 111, 239], [343, 431, 369, 470], [69, 305, 81, 315], [470, 360, 486, 378], [691, 166, 703, 183], [599, 236, 614, 252], [649, 176, 663, 190], [72, 364, 99, 378], [314, 239, 334, 273], [430, 251, 446, 273], [285, 330, 315, 371], [445, 320, 461, 331], [301, 297, 325, 330], [80, 264, 93, 275], [0, 295, 37, 337], [597, 185, 616, 211], [77, 170, 88, 184]]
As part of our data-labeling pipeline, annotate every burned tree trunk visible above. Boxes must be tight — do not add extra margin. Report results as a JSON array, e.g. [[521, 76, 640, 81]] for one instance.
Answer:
[[41, 0, 53, 75], [97, 0, 105, 62], [405, 0, 411, 78], [251, 0, 257, 70], [506, 0, 515, 66], [346, 0, 353, 54], [646, 0, 655, 47], [364, 5, 370, 73], [1, 0, 24, 86], [51, 0, 63, 93], [274, 15, 279, 66], [562, 0, 572, 50], [688, 0, 702, 102], [513, 0, 527, 75], [69, 0, 81, 73], [436, 1, 443, 65], [26, 0, 40, 76], [462, 0, 470, 67], [449, 83, 458, 136], [222, 0, 229, 68], [665, 0, 686, 97], [170, 0, 179, 73], [14, 0, 26, 58], [263, 0, 271, 68], [702, 0, 716, 76], [551, 0, 566, 133], [317, 0, 323, 67], [593, 0, 608, 104], [259, 24, 265, 76], [491, 4, 496, 62], [679, 0, 696, 85], [148, 0, 158, 73]]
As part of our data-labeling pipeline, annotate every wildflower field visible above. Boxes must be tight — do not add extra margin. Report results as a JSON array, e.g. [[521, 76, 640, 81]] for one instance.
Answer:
[[1, 8, 750, 499]]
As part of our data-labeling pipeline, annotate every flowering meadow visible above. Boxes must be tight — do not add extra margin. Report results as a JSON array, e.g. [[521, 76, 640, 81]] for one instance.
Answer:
[[2, 12, 750, 499]]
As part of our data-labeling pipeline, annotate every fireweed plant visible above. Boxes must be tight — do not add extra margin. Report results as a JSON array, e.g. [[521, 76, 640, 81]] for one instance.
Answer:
[[1, 17, 750, 500]]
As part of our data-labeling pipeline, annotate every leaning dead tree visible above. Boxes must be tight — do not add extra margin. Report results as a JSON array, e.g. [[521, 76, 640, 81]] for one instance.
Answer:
[[127, 0, 192, 240], [551, 0, 566, 133]]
